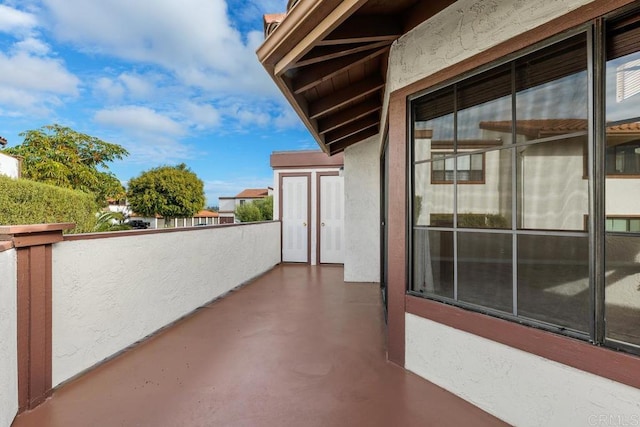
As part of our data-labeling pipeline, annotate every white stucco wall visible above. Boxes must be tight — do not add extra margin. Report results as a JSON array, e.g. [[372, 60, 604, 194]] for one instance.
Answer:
[[0, 249, 18, 427], [52, 222, 280, 386], [0, 153, 19, 178], [344, 136, 380, 282], [406, 314, 640, 427]]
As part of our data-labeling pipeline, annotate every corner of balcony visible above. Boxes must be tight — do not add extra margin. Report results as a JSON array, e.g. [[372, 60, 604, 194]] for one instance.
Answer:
[[1, 221, 503, 426]]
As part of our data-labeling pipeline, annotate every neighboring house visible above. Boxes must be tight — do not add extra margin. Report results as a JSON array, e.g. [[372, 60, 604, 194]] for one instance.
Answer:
[[219, 188, 273, 224], [130, 210, 220, 229], [0, 137, 20, 178], [258, 0, 640, 424], [271, 150, 344, 265], [106, 199, 132, 217]]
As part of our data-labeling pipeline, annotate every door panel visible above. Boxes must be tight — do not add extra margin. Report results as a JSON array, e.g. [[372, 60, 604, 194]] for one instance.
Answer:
[[282, 176, 309, 262], [319, 175, 344, 264]]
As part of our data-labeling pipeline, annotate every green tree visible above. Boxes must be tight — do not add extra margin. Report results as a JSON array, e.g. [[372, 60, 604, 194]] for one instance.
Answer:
[[127, 164, 205, 225], [2, 124, 128, 204], [235, 202, 262, 222], [235, 196, 273, 222], [255, 195, 273, 221]]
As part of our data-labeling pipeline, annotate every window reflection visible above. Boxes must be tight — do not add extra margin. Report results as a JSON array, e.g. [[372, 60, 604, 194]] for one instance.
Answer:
[[516, 137, 588, 231], [457, 148, 512, 229], [606, 235, 640, 346], [457, 232, 512, 312], [605, 35, 640, 348], [518, 234, 590, 332], [413, 230, 454, 298]]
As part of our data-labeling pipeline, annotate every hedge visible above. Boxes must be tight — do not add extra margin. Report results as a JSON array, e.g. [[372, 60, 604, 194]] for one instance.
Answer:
[[0, 175, 98, 233], [430, 213, 509, 228]]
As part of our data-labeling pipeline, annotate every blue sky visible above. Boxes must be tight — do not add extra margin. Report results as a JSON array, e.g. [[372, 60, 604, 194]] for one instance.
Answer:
[[0, 0, 315, 206]]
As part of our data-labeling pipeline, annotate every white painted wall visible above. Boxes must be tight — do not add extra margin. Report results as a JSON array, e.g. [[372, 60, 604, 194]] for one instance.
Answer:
[[51, 222, 280, 386], [0, 153, 19, 178], [406, 314, 640, 427], [0, 249, 18, 427], [344, 136, 380, 282]]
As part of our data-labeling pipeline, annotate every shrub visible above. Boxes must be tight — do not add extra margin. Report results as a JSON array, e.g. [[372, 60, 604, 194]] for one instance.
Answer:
[[430, 212, 508, 228], [0, 175, 98, 233]]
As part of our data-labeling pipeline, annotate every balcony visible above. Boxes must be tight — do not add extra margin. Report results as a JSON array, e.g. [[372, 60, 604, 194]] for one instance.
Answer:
[[1, 222, 503, 426]]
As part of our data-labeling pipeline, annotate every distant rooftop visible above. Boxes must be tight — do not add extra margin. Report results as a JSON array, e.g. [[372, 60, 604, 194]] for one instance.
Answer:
[[235, 188, 270, 199], [0, 136, 7, 147]]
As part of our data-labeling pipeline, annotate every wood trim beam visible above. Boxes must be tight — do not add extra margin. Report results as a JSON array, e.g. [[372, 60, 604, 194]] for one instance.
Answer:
[[309, 76, 384, 119], [13, 226, 63, 413], [325, 113, 379, 145], [274, 0, 370, 75], [318, 99, 382, 134], [292, 47, 388, 94], [317, 15, 402, 46], [328, 126, 379, 155], [295, 41, 392, 68]]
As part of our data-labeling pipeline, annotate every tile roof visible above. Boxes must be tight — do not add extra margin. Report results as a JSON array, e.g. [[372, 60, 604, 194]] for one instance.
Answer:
[[194, 210, 219, 218], [0, 136, 6, 146], [235, 188, 270, 198], [480, 119, 640, 138]]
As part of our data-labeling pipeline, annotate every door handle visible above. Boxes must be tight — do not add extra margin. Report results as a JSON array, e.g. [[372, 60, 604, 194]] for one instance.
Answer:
[[303, 222, 307, 226], [321, 222, 325, 226]]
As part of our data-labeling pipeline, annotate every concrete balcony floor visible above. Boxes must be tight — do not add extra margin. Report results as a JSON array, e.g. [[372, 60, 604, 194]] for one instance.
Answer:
[[13, 264, 505, 427]]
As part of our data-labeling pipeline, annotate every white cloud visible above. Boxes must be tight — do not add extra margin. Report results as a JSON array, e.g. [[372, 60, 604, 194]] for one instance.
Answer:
[[41, 0, 278, 97], [94, 77, 126, 102], [14, 36, 50, 55], [94, 106, 184, 136], [181, 102, 221, 130], [0, 51, 78, 94], [0, 4, 38, 33], [118, 73, 157, 99]]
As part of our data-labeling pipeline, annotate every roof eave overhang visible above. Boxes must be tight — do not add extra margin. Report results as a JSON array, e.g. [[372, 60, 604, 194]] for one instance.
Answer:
[[257, 0, 376, 155]]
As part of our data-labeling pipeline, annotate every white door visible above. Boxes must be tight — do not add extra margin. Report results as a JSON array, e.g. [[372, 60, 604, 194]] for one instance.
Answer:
[[319, 175, 344, 264], [282, 176, 309, 262]]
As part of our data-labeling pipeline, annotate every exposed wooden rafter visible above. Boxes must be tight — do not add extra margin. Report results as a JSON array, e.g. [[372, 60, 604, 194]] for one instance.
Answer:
[[292, 47, 388, 94], [308, 75, 384, 119], [325, 113, 379, 145], [294, 40, 392, 68], [328, 126, 379, 155], [258, 0, 459, 156], [317, 15, 402, 45], [317, 99, 382, 134]]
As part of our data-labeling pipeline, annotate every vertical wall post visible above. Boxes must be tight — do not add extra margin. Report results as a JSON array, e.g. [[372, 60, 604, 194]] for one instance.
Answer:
[[0, 223, 74, 412]]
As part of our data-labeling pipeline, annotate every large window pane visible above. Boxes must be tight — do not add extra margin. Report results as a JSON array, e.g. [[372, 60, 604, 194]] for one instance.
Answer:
[[606, 235, 640, 346], [457, 232, 512, 312], [517, 234, 589, 332], [414, 88, 454, 162], [414, 162, 453, 227], [457, 64, 513, 145], [517, 138, 588, 231], [412, 230, 454, 298], [604, 21, 640, 350], [515, 34, 588, 140], [458, 148, 512, 229]]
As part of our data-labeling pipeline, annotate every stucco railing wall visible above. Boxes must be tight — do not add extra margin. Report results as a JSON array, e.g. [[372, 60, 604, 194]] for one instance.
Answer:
[[0, 247, 18, 427], [52, 222, 280, 387]]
